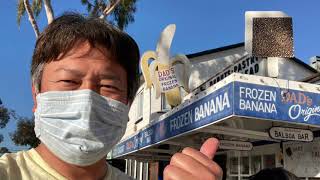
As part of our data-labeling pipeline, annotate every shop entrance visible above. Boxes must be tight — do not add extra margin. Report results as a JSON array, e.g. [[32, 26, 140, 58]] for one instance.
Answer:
[[215, 154, 227, 180]]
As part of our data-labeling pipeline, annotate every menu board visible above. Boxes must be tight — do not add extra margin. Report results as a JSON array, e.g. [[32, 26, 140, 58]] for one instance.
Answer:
[[283, 140, 320, 177]]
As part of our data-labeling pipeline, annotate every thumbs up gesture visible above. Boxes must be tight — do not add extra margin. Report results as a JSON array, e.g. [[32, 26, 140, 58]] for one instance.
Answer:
[[164, 138, 223, 180]]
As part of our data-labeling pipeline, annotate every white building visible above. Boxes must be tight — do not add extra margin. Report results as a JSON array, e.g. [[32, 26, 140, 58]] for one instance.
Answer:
[[110, 41, 320, 180], [110, 10, 320, 179]]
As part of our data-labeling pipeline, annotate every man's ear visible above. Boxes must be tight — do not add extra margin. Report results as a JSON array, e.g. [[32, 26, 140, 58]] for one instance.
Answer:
[[31, 84, 37, 112]]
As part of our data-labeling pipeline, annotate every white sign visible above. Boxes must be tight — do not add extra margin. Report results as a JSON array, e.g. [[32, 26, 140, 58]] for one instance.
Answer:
[[284, 140, 320, 177], [208, 57, 263, 86], [219, 140, 253, 151], [157, 67, 179, 92], [269, 127, 313, 142]]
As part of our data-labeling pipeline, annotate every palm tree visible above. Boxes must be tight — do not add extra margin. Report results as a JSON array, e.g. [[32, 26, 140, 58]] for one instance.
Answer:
[[17, 0, 138, 37], [81, 0, 137, 30], [17, 0, 54, 37]]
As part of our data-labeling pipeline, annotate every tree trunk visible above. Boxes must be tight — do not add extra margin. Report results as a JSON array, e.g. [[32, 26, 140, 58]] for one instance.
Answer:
[[24, 0, 40, 38], [100, 0, 121, 19], [43, 0, 54, 24]]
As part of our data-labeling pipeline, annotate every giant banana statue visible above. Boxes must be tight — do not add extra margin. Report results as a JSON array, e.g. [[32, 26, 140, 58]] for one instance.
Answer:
[[141, 24, 191, 107]]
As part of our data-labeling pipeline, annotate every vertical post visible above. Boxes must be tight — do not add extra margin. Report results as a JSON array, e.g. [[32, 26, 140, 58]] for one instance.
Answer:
[[146, 162, 149, 180], [139, 162, 143, 180], [238, 151, 241, 180], [128, 159, 132, 176], [134, 160, 138, 179], [249, 155, 252, 176], [125, 159, 128, 174]]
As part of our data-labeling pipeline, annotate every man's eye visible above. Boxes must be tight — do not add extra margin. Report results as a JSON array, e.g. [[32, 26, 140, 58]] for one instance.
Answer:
[[60, 80, 78, 84], [101, 84, 119, 90]]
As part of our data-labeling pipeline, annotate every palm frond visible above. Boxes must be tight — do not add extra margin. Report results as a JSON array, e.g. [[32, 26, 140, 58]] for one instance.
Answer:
[[81, 0, 89, 5], [17, 0, 26, 26], [31, 0, 43, 17], [112, 0, 137, 30]]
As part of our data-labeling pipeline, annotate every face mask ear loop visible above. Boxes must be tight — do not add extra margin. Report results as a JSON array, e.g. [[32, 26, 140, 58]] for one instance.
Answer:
[[34, 95, 42, 138]]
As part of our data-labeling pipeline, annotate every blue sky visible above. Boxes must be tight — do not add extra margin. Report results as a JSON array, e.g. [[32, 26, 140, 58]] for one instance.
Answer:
[[0, 0, 319, 151]]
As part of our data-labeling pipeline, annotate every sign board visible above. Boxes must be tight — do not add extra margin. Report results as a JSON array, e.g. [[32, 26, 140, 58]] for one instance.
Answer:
[[219, 140, 253, 151], [209, 57, 262, 86], [269, 127, 313, 142], [158, 67, 179, 92], [112, 84, 234, 157], [112, 134, 140, 157], [284, 140, 320, 177], [234, 82, 320, 126]]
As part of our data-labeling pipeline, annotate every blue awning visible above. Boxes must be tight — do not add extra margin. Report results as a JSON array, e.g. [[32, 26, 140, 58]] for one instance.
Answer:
[[112, 74, 320, 158]]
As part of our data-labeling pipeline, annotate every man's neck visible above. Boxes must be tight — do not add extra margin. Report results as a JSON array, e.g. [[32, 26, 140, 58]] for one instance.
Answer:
[[35, 143, 108, 180]]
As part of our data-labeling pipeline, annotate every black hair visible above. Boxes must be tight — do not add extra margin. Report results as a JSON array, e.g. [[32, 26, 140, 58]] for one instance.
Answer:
[[249, 168, 299, 180], [31, 12, 140, 101]]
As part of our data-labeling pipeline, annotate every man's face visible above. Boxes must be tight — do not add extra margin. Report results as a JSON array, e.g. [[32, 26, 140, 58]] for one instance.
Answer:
[[39, 41, 128, 104]]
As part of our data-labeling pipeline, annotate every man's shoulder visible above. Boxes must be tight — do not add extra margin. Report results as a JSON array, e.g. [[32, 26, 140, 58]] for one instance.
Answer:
[[0, 150, 29, 178], [0, 149, 67, 179], [0, 150, 27, 166]]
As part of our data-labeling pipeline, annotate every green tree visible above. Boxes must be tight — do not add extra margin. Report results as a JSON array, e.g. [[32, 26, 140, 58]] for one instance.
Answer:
[[80, 0, 137, 30], [0, 101, 19, 152], [0, 147, 10, 155], [10, 117, 40, 148], [17, 0, 138, 37]]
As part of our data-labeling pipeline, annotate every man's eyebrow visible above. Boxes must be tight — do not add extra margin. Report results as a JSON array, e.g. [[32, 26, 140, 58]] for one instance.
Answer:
[[54, 68, 85, 77], [100, 74, 121, 82]]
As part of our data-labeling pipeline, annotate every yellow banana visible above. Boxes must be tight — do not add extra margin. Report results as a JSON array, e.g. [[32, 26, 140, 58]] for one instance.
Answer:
[[140, 24, 191, 107]]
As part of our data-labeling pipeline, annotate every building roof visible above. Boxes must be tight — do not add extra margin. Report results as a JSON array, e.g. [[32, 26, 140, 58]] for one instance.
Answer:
[[301, 72, 320, 83], [291, 57, 318, 73], [186, 42, 244, 59], [186, 42, 318, 73]]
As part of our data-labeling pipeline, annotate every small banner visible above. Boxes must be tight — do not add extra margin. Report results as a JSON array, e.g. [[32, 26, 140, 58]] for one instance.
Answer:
[[157, 67, 179, 92], [219, 140, 253, 151]]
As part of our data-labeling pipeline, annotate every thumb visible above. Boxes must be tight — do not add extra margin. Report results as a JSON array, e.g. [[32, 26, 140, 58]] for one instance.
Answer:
[[200, 138, 219, 160]]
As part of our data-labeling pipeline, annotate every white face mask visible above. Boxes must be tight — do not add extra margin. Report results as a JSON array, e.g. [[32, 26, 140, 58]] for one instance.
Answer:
[[34, 89, 129, 166]]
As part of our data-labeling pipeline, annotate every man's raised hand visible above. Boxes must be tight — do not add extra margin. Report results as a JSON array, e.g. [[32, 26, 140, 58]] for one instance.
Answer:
[[164, 138, 223, 180]]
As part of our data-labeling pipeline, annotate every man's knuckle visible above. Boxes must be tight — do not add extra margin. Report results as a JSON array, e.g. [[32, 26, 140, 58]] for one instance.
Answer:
[[181, 147, 194, 154], [202, 171, 216, 180], [163, 165, 173, 175], [212, 162, 223, 174], [170, 152, 182, 163]]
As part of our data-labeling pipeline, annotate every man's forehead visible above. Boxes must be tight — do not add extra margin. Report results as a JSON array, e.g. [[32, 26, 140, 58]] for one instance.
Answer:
[[58, 41, 111, 61]]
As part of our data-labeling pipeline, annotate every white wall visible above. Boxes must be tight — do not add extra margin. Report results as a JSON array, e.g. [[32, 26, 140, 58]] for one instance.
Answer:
[[189, 46, 246, 90]]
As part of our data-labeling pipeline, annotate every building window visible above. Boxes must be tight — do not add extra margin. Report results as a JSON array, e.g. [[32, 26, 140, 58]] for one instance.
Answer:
[[240, 156, 249, 175], [137, 91, 144, 121], [228, 153, 276, 180], [161, 93, 171, 111], [263, 154, 275, 168], [230, 157, 239, 175], [251, 155, 262, 174]]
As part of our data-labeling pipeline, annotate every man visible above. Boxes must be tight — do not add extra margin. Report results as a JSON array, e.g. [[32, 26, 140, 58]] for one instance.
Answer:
[[0, 13, 222, 180]]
